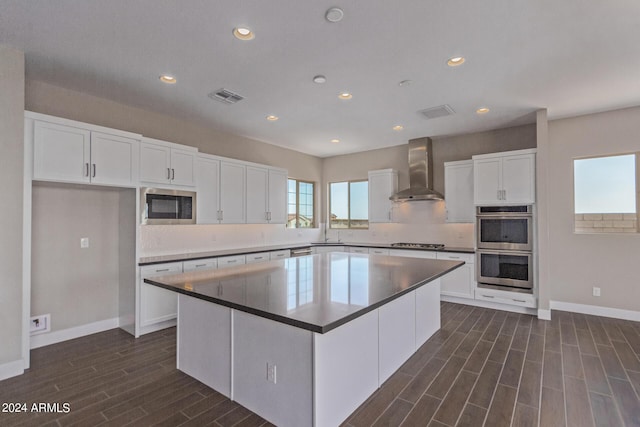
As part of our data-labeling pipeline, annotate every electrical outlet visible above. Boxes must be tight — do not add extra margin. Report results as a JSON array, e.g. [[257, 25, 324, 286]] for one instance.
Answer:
[[266, 362, 277, 384], [593, 287, 601, 297], [30, 314, 51, 335], [80, 237, 89, 248]]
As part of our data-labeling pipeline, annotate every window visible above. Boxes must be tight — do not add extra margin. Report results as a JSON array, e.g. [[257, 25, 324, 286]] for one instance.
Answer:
[[329, 180, 368, 229], [287, 179, 315, 228], [574, 153, 638, 233]]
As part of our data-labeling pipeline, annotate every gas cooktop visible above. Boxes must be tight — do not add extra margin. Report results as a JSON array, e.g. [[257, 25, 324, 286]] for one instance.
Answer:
[[390, 243, 445, 250]]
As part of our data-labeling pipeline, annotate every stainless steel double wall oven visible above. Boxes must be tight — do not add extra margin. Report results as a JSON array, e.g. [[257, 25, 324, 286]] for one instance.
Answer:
[[476, 205, 533, 290]]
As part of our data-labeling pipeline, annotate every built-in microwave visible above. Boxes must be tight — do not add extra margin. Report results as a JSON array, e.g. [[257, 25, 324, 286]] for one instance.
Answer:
[[140, 187, 196, 225], [476, 205, 533, 251], [476, 249, 533, 290]]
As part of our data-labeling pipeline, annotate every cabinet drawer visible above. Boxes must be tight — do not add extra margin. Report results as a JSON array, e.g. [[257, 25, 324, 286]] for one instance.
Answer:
[[246, 252, 270, 264], [474, 288, 536, 308], [370, 248, 390, 255], [436, 252, 474, 264], [140, 262, 183, 277], [270, 250, 290, 260], [183, 258, 218, 272], [218, 255, 246, 268], [349, 247, 370, 254], [389, 249, 437, 259]]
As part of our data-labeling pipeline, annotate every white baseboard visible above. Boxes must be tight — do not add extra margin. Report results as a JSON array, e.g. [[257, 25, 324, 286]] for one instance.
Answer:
[[537, 309, 551, 320], [0, 359, 25, 381], [550, 301, 640, 322], [30, 317, 120, 349]]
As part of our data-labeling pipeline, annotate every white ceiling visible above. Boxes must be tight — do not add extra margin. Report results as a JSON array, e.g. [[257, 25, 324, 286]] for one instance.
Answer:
[[1, 0, 639, 157]]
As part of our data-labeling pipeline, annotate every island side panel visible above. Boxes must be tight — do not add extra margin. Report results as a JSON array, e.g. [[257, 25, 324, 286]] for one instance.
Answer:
[[177, 294, 232, 397], [313, 309, 379, 427], [232, 310, 314, 427], [416, 278, 441, 349], [378, 291, 417, 385]]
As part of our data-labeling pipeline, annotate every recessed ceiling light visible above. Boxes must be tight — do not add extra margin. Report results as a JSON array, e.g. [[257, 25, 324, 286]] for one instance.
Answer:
[[266, 115, 279, 121], [393, 125, 404, 131], [398, 80, 413, 87], [233, 27, 255, 40], [159, 74, 176, 84], [313, 75, 327, 84], [338, 92, 352, 100], [476, 107, 490, 114], [325, 7, 344, 23], [447, 56, 465, 67], [331, 139, 340, 143]]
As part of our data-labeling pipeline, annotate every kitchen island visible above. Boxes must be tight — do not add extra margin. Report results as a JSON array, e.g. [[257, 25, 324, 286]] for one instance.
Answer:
[[145, 252, 463, 427]]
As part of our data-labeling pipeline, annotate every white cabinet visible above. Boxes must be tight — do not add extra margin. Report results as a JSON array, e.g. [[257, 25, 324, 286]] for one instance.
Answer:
[[444, 160, 474, 223], [312, 245, 346, 254], [140, 138, 196, 187], [270, 250, 290, 260], [32, 118, 139, 187], [368, 169, 398, 223], [246, 252, 271, 264], [473, 149, 536, 205], [139, 262, 182, 330], [475, 287, 536, 308], [388, 249, 437, 259], [217, 254, 246, 268], [436, 252, 475, 299], [370, 248, 390, 255], [183, 258, 218, 272], [195, 154, 221, 224], [348, 247, 370, 254], [220, 161, 246, 224], [246, 166, 288, 224]]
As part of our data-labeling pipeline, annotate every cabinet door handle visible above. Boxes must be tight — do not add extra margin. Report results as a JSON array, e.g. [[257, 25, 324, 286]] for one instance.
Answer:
[[167, 168, 171, 179], [449, 256, 460, 259], [92, 164, 96, 178], [227, 260, 237, 263], [503, 190, 506, 200], [255, 256, 263, 260], [513, 299, 526, 303], [195, 264, 206, 268], [85, 163, 90, 177], [497, 190, 501, 200], [171, 168, 175, 180], [155, 268, 170, 273], [482, 294, 495, 299], [220, 210, 223, 221]]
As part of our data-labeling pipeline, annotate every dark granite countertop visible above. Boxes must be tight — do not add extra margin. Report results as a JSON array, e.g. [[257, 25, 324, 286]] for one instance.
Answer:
[[144, 252, 464, 333], [139, 243, 474, 266]]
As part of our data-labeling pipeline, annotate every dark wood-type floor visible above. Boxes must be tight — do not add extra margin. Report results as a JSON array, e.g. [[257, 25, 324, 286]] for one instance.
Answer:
[[1, 302, 639, 426]]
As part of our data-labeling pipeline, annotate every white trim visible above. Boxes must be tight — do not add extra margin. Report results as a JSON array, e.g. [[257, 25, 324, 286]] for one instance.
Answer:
[[30, 317, 119, 349], [550, 300, 640, 322], [537, 309, 551, 320], [0, 359, 25, 381], [23, 117, 33, 369]]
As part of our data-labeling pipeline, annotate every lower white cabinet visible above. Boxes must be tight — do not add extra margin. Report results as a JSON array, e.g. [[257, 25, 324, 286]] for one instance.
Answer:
[[436, 252, 475, 299], [388, 249, 437, 259], [270, 250, 290, 260], [475, 287, 536, 308], [369, 248, 390, 255], [246, 252, 270, 264], [217, 254, 246, 268], [312, 245, 346, 254], [183, 258, 218, 272], [348, 247, 369, 254], [139, 262, 182, 330]]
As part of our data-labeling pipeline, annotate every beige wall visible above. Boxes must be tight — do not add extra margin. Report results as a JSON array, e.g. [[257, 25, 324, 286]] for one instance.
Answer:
[[545, 107, 640, 312], [0, 46, 25, 370], [31, 184, 122, 331]]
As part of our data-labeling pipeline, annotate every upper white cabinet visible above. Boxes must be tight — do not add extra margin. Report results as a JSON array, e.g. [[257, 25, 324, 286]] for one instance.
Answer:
[[246, 166, 288, 224], [31, 114, 140, 187], [220, 160, 246, 224], [473, 149, 536, 205], [140, 137, 196, 187], [444, 160, 474, 223], [368, 169, 398, 223], [196, 154, 245, 224]]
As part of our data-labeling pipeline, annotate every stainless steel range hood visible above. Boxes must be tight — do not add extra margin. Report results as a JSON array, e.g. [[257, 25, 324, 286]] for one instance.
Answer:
[[389, 137, 444, 202]]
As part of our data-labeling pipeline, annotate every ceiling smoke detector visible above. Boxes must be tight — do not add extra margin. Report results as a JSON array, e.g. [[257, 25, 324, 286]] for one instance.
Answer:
[[325, 7, 344, 23], [208, 88, 244, 104], [419, 104, 455, 120]]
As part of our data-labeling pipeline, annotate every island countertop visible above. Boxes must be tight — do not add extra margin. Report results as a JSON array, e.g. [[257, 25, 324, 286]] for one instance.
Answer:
[[144, 252, 464, 333]]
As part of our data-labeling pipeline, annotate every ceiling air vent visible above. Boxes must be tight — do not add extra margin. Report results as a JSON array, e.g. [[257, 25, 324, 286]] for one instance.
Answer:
[[419, 104, 455, 120], [208, 88, 244, 104]]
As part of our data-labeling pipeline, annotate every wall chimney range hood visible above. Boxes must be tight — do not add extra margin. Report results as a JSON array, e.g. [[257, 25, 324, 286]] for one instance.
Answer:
[[389, 137, 444, 202]]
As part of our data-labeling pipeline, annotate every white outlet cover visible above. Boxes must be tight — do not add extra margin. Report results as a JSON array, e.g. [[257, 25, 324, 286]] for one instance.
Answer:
[[80, 237, 89, 248]]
